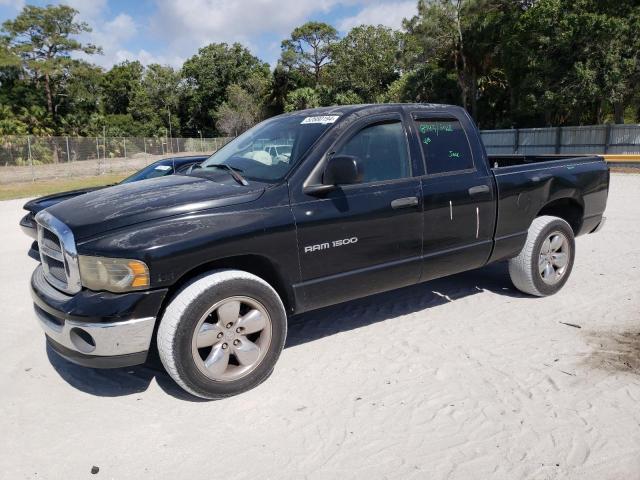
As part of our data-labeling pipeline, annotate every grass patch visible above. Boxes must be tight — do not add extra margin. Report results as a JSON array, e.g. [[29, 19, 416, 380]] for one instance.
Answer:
[[0, 173, 128, 201]]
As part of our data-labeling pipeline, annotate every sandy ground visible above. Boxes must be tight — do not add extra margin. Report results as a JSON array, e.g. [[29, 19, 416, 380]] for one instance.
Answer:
[[1, 174, 639, 480]]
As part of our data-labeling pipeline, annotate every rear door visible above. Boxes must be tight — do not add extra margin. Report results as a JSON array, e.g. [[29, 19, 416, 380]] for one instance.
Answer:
[[291, 113, 423, 311], [410, 112, 496, 281]]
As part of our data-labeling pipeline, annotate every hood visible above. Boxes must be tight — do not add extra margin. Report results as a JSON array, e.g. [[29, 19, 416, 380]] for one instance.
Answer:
[[45, 174, 265, 240], [24, 186, 107, 214]]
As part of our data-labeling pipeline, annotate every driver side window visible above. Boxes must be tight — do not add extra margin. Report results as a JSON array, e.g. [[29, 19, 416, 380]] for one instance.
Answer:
[[336, 121, 411, 183]]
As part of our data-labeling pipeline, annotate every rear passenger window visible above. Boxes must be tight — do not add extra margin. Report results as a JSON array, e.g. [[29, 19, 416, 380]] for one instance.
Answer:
[[415, 119, 474, 175], [336, 121, 411, 183]]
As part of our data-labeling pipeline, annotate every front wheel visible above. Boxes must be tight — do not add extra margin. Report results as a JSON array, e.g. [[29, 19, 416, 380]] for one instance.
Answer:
[[508, 215, 576, 297], [157, 270, 287, 399]]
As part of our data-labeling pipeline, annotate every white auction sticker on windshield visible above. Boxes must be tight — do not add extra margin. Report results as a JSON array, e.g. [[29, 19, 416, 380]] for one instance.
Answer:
[[155, 165, 171, 171], [301, 115, 340, 125]]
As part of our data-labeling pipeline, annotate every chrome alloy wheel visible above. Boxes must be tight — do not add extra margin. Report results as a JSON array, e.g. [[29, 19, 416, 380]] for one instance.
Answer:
[[191, 296, 272, 382], [538, 231, 570, 285]]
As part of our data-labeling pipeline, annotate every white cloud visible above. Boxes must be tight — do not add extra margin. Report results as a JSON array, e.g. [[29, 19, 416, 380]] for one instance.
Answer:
[[57, 1, 153, 68], [61, 0, 108, 22], [89, 13, 137, 66], [97, 13, 136, 46], [149, 0, 345, 61], [111, 48, 184, 68], [338, 1, 417, 31], [4, 0, 160, 68], [148, 0, 418, 64], [26, 0, 419, 68]]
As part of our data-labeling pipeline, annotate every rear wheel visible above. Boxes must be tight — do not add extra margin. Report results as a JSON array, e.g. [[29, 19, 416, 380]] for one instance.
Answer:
[[157, 270, 287, 399], [508, 215, 575, 296]]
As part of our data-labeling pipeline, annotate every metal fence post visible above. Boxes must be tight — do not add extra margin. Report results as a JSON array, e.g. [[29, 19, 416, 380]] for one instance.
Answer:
[[123, 137, 127, 159], [4, 135, 11, 165], [27, 135, 35, 182], [513, 129, 520, 154], [65, 136, 71, 162], [214, 138, 218, 152], [604, 124, 612, 154], [96, 136, 100, 174], [555, 127, 562, 154]]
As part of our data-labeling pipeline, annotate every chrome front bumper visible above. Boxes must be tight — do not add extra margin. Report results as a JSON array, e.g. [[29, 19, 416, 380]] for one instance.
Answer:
[[31, 265, 166, 368], [34, 305, 155, 357]]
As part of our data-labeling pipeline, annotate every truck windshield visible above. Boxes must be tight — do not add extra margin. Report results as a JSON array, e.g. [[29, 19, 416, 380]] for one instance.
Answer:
[[198, 115, 335, 182]]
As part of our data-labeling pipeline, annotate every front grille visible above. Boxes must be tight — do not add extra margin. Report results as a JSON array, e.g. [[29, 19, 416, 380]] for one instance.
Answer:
[[39, 225, 69, 289], [32, 264, 73, 302], [41, 228, 62, 253], [47, 257, 67, 283], [36, 211, 81, 295]]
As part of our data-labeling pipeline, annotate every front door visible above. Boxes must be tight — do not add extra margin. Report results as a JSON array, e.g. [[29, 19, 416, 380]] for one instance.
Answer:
[[291, 115, 423, 311]]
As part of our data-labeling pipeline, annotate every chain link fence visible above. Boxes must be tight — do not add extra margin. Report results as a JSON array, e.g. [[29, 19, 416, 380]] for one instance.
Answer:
[[0, 136, 233, 184], [4, 125, 639, 185], [480, 124, 640, 155]]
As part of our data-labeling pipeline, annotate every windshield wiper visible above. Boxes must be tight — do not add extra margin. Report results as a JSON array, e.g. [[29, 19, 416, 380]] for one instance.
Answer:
[[206, 164, 249, 186]]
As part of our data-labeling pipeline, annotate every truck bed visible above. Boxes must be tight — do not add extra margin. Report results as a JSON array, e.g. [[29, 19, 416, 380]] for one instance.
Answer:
[[486, 153, 609, 264]]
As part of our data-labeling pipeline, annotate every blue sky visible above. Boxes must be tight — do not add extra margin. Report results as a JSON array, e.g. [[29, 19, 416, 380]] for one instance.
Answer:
[[0, 0, 418, 69]]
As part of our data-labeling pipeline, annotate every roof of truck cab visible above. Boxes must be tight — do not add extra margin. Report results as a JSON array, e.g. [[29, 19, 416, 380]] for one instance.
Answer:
[[282, 103, 463, 118]]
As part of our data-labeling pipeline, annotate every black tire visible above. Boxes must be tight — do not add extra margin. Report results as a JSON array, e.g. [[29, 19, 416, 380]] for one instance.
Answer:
[[508, 215, 576, 296], [157, 270, 287, 399]]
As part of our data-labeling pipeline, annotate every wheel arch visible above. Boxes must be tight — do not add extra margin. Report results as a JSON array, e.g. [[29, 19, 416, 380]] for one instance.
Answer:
[[536, 197, 584, 235], [159, 254, 296, 319]]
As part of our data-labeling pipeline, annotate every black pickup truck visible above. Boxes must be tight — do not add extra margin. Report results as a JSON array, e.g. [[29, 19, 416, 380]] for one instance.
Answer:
[[29, 104, 609, 399]]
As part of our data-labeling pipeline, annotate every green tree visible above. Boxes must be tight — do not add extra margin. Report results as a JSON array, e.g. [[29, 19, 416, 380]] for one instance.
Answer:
[[281, 22, 338, 86], [181, 43, 269, 135], [0, 36, 18, 67], [53, 61, 104, 135], [504, 0, 640, 126], [216, 84, 262, 136], [328, 25, 403, 103], [284, 87, 320, 112], [102, 60, 143, 115], [130, 64, 182, 136], [1, 5, 101, 119], [0, 35, 35, 116], [17, 105, 53, 135], [404, 0, 477, 115], [266, 62, 299, 115], [333, 90, 362, 106], [0, 104, 27, 135], [581, 1, 640, 124]]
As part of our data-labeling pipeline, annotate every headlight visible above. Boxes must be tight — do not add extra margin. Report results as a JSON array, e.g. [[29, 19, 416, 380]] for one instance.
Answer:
[[78, 255, 150, 293]]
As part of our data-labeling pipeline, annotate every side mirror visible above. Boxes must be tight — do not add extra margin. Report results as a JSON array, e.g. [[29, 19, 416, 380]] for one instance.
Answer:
[[304, 155, 364, 196], [324, 155, 364, 185], [186, 163, 202, 175]]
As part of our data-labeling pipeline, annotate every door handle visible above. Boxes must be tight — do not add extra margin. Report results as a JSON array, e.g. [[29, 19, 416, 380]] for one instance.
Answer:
[[391, 196, 419, 209], [468, 185, 490, 196]]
